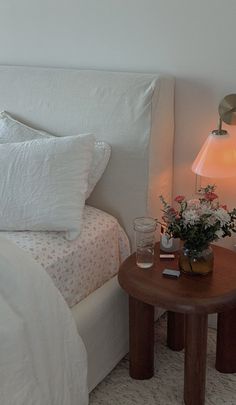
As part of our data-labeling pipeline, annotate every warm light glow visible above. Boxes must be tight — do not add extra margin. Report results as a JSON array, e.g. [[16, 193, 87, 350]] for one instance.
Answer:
[[192, 132, 236, 178]]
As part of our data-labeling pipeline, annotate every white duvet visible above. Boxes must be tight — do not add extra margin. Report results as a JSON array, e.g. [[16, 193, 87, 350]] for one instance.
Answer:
[[0, 236, 88, 405]]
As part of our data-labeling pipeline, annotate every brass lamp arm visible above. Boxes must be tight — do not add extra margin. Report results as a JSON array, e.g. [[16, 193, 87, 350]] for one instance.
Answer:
[[212, 118, 228, 136]]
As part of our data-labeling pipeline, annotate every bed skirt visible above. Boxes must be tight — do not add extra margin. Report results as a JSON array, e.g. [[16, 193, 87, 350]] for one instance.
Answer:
[[71, 275, 129, 392]]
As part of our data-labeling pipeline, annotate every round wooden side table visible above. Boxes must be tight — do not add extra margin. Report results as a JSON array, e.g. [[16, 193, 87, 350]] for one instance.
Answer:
[[118, 243, 236, 405]]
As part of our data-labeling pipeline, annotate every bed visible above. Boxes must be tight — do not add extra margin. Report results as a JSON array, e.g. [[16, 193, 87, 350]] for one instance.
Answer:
[[0, 66, 174, 394]]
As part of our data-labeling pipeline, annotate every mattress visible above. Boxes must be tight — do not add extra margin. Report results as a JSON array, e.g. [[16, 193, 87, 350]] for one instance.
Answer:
[[2, 206, 130, 308]]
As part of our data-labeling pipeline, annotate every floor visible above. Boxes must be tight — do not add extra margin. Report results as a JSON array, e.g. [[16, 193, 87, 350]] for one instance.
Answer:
[[90, 316, 236, 405]]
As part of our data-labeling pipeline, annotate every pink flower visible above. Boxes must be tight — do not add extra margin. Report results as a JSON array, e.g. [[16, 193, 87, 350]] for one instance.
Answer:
[[204, 192, 218, 202], [174, 195, 185, 203], [220, 204, 228, 211], [168, 207, 178, 216]]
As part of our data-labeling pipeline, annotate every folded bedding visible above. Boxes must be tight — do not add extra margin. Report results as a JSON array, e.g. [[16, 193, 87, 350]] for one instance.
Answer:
[[0, 235, 88, 405], [3, 206, 130, 308]]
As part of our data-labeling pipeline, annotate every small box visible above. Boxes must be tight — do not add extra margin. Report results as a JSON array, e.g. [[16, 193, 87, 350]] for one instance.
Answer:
[[160, 254, 175, 259], [162, 269, 180, 278]]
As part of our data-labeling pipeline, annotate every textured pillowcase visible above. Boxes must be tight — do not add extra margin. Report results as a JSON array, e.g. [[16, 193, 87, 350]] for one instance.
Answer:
[[0, 134, 95, 240], [0, 111, 111, 198]]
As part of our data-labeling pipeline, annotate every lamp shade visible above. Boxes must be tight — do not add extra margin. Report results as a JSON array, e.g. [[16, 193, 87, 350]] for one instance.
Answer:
[[192, 132, 236, 178]]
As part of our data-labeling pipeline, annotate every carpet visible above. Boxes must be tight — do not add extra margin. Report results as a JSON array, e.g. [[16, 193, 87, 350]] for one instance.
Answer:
[[90, 316, 236, 405]]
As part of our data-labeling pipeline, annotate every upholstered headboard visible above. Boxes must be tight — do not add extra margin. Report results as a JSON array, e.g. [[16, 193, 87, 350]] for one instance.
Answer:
[[0, 66, 174, 247]]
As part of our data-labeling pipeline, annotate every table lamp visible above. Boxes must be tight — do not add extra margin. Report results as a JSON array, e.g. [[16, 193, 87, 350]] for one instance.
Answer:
[[192, 94, 236, 178]]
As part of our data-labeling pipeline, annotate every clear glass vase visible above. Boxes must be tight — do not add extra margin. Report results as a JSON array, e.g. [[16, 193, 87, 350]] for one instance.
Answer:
[[178, 244, 214, 275]]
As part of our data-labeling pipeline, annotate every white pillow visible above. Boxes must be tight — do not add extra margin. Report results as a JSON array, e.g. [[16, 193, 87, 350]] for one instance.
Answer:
[[0, 134, 95, 240], [0, 111, 111, 198]]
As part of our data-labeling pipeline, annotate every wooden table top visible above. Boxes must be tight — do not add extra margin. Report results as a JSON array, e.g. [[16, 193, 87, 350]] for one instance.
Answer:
[[118, 243, 236, 314]]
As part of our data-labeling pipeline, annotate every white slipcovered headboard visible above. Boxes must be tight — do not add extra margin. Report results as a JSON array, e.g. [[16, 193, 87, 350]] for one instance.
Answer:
[[0, 66, 174, 247]]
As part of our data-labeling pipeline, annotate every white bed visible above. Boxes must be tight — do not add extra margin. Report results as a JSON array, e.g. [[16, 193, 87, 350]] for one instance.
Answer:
[[0, 66, 174, 392]]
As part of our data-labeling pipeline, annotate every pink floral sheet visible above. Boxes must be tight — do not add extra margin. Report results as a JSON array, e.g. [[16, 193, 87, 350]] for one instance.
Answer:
[[2, 206, 130, 308]]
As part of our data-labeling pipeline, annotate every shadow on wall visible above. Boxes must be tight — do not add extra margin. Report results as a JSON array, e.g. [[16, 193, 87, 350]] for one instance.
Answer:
[[173, 77, 224, 194], [174, 76, 216, 168]]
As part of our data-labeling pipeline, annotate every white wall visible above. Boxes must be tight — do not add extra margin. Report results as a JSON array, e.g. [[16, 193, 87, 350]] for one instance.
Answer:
[[1, 0, 236, 249]]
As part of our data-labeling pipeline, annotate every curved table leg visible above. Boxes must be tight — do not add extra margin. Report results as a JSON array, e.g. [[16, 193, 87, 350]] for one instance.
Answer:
[[167, 311, 185, 351], [129, 296, 154, 379], [184, 314, 208, 405], [216, 308, 236, 373]]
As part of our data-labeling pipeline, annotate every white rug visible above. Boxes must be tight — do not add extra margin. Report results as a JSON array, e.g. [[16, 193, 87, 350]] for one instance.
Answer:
[[90, 316, 236, 405]]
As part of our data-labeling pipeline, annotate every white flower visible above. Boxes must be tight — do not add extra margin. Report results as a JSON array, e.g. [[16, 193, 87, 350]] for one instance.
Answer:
[[199, 204, 212, 215], [214, 208, 231, 226], [204, 218, 216, 228], [187, 199, 201, 209], [215, 229, 224, 238], [182, 209, 199, 226], [203, 211, 218, 227]]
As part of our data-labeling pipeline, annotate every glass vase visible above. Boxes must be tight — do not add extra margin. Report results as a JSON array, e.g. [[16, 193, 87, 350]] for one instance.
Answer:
[[178, 244, 214, 276]]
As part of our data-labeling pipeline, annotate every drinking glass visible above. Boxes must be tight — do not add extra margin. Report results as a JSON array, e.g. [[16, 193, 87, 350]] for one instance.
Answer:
[[134, 217, 157, 268]]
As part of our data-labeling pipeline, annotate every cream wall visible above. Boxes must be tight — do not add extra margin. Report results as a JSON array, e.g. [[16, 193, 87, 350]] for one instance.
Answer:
[[1, 0, 236, 249]]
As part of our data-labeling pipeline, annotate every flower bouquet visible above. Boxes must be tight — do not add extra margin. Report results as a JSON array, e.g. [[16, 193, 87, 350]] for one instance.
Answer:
[[160, 185, 236, 275]]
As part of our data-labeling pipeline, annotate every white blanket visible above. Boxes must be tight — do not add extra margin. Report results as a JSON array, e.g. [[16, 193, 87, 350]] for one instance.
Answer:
[[0, 236, 88, 405]]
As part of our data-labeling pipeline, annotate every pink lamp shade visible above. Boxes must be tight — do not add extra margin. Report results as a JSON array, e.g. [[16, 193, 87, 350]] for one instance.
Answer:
[[192, 132, 236, 178]]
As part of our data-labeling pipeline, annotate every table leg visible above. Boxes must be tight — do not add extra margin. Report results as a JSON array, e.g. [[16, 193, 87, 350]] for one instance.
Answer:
[[129, 296, 154, 379], [216, 308, 236, 373], [167, 311, 185, 351], [184, 314, 208, 405]]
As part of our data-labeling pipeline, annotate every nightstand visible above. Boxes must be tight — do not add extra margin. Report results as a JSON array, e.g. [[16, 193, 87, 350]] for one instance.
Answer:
[[118, 243, 236, 405]]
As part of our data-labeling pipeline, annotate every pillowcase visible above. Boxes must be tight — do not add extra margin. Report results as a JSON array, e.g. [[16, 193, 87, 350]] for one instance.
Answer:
[[0, 134, 95, 240], [0, 111, 111, 198]]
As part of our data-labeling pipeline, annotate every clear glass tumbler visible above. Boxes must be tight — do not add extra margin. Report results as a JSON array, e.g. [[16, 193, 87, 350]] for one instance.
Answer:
[[134, 217, 157, 269]]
